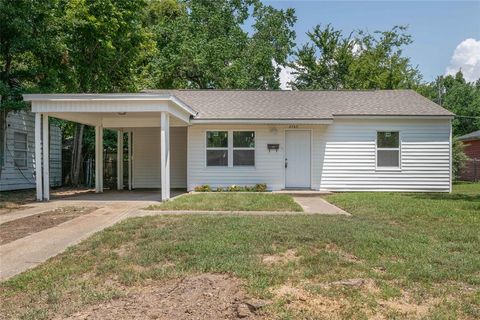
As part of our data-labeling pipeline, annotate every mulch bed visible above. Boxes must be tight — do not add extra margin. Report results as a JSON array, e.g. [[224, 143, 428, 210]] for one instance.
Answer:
[[0, 207, 97, 245]]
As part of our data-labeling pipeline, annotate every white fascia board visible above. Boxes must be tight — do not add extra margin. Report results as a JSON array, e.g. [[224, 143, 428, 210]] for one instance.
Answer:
[[190, 119, 333, 125], [333, 115, 455, 120], [23, 93, 197, 116], [48, 112, 101, 126]]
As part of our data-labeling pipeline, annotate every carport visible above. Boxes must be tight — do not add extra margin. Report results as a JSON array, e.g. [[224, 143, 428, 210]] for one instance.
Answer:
[[23, 94, 197, 202]]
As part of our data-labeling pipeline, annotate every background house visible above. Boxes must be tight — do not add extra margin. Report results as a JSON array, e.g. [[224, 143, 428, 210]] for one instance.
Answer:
[[458, 130, 480, 182], [0, 110, 62, 191]]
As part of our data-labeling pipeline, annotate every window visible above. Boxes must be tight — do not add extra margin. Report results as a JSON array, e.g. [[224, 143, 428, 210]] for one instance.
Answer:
[[13, 132, 28, 168], [206, 131, 228, 166], [233, 131, 255, 166], [205, 130, 256, 167], [377, 131, 400, 168]]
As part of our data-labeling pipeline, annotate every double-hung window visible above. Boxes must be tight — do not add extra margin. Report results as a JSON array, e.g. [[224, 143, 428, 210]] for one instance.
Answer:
[[13, 132, 28, 168], [206, 131, 255, 167], [206, 131, 228, 166], [233, 131, 255, 166], [376, 131, 400, 169]]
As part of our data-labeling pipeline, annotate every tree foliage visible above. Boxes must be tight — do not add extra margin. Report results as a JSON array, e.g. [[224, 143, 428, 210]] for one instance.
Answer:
[[290, 24, 421, 90], [417, 71, 480, 136], [146, 0, 296, 89]]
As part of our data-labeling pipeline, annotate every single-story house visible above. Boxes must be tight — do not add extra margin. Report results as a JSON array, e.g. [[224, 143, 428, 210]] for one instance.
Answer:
[[457, 130, 479, 182], [0, 110, 62, 191], [23, 89, 454, 201]]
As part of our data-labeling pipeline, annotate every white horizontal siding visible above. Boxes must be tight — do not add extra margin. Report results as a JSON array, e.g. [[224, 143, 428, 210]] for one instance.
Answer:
[[187, 119, 451, 192], [132, 127, 187, 188], [187, 125, 287, 190], [317, 119, 451, 192], [0, 111, 62, 191]]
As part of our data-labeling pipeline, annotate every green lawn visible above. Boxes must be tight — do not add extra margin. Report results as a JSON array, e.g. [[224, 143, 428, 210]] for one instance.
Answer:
[[1, 183, 479, 319], [147, 192, 303, 212]]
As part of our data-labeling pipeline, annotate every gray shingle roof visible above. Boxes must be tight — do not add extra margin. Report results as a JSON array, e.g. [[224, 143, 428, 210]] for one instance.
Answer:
[[457, 130, 480, 141], [144, 89, 453, 119]]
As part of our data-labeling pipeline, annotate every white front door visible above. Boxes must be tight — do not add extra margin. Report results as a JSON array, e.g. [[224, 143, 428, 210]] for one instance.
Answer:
[[285, 130, 311, 188]]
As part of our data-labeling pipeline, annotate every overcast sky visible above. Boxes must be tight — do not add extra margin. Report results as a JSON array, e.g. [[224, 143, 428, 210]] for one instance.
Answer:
[[265, 0, 480, 88]]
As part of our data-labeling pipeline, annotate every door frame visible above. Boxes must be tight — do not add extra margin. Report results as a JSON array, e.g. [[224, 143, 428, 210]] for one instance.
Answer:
[[283, 128, 313, 189]]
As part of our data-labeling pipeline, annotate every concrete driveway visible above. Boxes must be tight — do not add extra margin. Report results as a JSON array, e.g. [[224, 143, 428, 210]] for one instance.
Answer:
[[0, 190, 183, 281]]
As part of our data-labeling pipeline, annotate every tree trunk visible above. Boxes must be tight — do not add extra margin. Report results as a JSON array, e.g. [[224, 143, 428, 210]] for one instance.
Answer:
[[70, 123, 84, 186]]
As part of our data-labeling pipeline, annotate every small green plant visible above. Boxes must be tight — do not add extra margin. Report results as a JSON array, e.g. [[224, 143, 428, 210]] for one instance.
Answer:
[[194, 185, 212, 192], [216, 187, 225, 192], [255, 183, 267, 192]]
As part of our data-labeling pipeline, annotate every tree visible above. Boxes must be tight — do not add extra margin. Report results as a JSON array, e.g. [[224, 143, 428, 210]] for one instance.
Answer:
[[290, 25, 421, 90], [61, 0, 156, 185], [0, 0, 66, 177], [146, 0, 296, 89], [418, 71, 480, 136]]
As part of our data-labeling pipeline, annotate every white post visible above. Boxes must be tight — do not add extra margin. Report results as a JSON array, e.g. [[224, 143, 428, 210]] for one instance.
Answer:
[[117, 129, 124, 190], [42, 114, 50, 200], [160, 112, 170, 201], [95, 125, 103, 193], [128, 131, 132, 190], [34, 113, 43, 201]]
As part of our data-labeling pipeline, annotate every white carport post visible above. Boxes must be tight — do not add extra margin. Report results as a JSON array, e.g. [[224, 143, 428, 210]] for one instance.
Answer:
[[95, 125, 104, 193], [117, 130, 124, 190], [160, 112, 170, 201], [42, 114, 50, 200], [34, 113, 43, 201], [128, 131, 132, 190]]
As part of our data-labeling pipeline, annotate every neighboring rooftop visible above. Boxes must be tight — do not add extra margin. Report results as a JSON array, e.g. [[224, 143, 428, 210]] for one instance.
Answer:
[[457, 130, 480, 141], [144, 89, 454, 119]]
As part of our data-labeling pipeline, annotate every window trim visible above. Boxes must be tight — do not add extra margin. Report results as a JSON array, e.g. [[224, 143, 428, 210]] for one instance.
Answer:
[[375, 130, 401, 171], [205, 130, 256, 168], [13, 131, 28, 169], [205, 130, 229, 167]]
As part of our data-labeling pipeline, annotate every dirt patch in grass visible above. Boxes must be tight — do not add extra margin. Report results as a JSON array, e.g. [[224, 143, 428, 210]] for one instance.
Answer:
[[0, 207, 96, 245], [59, 274, 264, 320], [261, 249, 299, 265], [0, 188, 94, 214], [272, 280, 447, 319], [324, 243, 360, 263]]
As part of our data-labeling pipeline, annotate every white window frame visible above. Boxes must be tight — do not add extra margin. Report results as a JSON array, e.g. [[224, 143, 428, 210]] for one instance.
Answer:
[[205, 130, 256, 168], [375, 130, 401, 171], [205, 130, 229, 167], [232, 130, 255, 167], [13, 131, 28, 169]]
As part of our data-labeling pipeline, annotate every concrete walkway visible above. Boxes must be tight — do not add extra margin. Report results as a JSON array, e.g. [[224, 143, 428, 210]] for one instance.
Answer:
[[292, 196, 349, 215]]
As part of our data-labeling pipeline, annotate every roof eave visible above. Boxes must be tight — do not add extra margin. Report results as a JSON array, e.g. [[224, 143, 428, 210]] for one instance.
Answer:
[[333, 114, 455, 120], [22, 93, 198, 116], [190, 118, 333, 125]]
